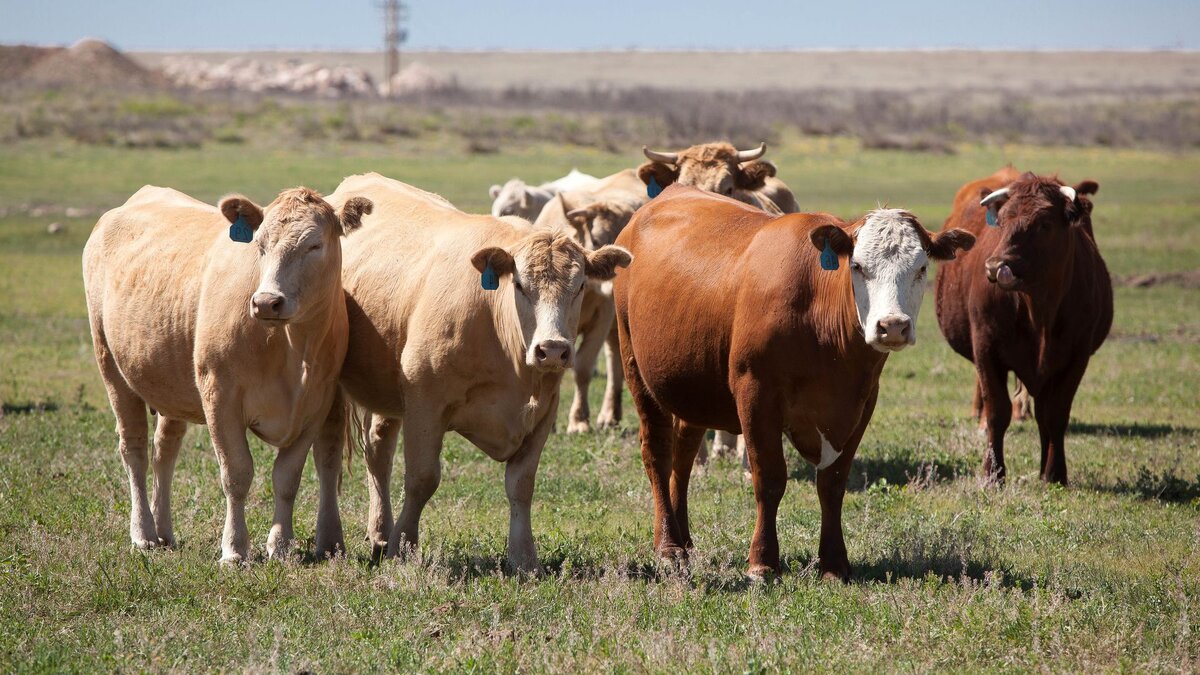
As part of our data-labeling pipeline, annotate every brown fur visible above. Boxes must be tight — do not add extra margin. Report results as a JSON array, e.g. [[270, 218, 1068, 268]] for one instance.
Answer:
[[637, 142, 800, 214], [935, 168, 1113, 485]]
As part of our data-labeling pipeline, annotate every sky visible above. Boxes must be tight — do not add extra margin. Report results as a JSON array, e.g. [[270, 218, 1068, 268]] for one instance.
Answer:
[[1, 0, 1196, 51]]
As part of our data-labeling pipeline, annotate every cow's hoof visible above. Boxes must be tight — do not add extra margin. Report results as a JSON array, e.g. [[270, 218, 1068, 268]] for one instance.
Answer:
[[595, 412, 618, 429], [656, 545, 689, 562], [566, 419, 591, 434], [155, 534, 177, 549], [747, 564, 782, 583], [819, 565, 851, 583], [219, 553, 248, 567], [130, 537, 158, 550]]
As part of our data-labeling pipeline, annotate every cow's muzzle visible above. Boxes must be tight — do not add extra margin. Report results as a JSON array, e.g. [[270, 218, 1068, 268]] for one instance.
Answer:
[[251, 291, 292, 322], [984, 258, 1020, 290], [531, 339, 572, 371], [871, 314, 913, 352]]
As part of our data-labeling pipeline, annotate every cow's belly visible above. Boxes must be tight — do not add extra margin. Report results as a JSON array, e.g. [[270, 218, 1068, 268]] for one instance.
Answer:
[[447, 377, 559, 461], [101, 300, 206, 423], [244, 377, 328, 448], [637, 361, 740, 432]]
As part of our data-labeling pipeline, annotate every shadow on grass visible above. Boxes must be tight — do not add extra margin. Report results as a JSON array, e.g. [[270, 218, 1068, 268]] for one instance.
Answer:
[[789, 452, 974, 492], [1068, 421, 1197, 438], [1, 400, 60, 415], [1091, 466, 1200, 504]]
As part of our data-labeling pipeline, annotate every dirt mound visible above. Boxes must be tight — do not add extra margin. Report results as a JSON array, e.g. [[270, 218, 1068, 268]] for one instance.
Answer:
[[385, 62, 458, 97], [16, 38, 165, 89], [161, 56, 376, 98], [0, 45, 62, 82], [1114, 269, 1200, 289]]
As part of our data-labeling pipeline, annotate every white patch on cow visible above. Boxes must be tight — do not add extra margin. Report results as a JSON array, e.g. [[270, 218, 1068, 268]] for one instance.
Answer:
[[816, 430, 842, 470], [850, 208, 930, 352]]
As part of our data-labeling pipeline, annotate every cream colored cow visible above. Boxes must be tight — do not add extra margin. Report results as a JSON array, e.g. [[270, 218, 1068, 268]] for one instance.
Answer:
[[322, 172, 631, 573], [533, 169, 648, 433], [83, 185, 371, 563]]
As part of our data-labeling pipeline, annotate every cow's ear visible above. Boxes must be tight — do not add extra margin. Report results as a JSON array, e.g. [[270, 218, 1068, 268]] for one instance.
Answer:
[[489, 184, 502, 199], [219, 195, 265, 229], [735, 160, 776, 190], [337, 197, 373, 236], [637, 161, 678, 189], [809, 224, 854, 258], [584, 245, 633, 280], [928, 228, 976, 261], [1074, 180, 1099, 196], [470, 246, 515, 276]]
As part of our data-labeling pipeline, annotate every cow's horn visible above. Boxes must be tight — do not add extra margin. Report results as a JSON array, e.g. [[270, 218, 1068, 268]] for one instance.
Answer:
[[642, 146, 678, 164], [736, 142, 767, 162], [1059, 185, 1076, 202], [980, 187, 1010, 207]]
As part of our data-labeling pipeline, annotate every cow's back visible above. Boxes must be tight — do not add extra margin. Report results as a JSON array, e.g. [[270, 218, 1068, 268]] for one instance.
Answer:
[[83, 186, 223, 421]]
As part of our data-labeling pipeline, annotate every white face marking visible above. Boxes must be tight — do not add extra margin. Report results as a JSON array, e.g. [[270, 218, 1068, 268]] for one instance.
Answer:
[[816, 430, 842, 470], [849, 209, 930, 352], [511, 254, 587, 370], [491, 180, 548, 220]]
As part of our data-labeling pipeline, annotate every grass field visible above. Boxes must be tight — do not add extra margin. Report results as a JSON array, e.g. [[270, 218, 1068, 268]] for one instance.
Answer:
[[1, 134, 1198, 671]]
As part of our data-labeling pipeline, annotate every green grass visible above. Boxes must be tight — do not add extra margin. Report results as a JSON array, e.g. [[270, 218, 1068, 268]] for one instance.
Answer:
[[1, 136, 1197, 671]]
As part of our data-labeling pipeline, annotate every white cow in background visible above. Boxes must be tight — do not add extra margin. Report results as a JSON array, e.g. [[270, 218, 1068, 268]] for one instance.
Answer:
[[489, 168, 599, 221]]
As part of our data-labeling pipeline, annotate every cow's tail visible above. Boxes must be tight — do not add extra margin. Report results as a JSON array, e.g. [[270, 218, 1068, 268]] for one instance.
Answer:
[[339, 394, 368, 493]]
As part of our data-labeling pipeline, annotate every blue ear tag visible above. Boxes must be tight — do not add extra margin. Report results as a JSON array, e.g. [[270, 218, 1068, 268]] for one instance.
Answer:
[[820, 237, 839, 271], [481, 261, 499, 290], [985, 207, 998, 228], [229, 215, 253, 243], [647, 175, 662, 199]]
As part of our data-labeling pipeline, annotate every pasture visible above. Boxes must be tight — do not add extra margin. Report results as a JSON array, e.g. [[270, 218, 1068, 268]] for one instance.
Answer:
[[1, 134, 1198, 671]]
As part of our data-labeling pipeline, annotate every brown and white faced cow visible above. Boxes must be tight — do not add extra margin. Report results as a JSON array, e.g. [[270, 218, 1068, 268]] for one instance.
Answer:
[[83, 185, 370, 563], [637, 141, 800, 214], [615, 186, 973, 580], [319, 172, 631, 574], [935, 169, 1112, 486]]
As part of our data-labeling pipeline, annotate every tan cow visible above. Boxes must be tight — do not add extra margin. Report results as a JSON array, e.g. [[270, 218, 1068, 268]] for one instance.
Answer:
[[637, 142, 800, 215], [533, 169, 648, 433], [489, 168, 600, 221], [320, 172, 631, 573], [83, 185, 371, 563]]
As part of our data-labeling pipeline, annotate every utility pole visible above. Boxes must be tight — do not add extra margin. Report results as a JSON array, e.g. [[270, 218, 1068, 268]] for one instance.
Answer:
[[380, 0, 409, 96]]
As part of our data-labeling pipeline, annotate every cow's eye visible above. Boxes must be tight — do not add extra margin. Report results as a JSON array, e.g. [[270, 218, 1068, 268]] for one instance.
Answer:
[[917, 265, 927, 278], [851, 261, 863, 274], [309, 243, 322, 252]]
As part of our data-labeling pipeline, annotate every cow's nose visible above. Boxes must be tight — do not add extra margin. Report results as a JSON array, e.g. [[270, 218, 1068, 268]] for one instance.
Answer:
[[251, 292, 286, 320], [984, 257, 1002, 283], [533, 339, 572, 369], [876, 315, 912, 345]]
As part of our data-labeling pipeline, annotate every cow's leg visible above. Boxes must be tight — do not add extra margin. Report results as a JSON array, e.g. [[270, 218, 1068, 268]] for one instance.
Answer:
[[737, 384, 787, 579], [312, 392, 346, 559], [150, 416, 187, 548], [595, 323, 623, 429], [623, 354, 687, 560], [977, 358, 1012, 485], [1012, 378, 1033, 422], [669, 419, 706, 549], [388, 411, 444, 560], [1035, 361, 1087, 486], [207, 416, 254, 564], [94, 338, 157, 549], [266, 427, 317, 560], [504, 406, 555, 575], [363, 414, 401, 557], [567, 315, 607, 434], [711, 431, 739, 460], [971, 377, 985, 428]]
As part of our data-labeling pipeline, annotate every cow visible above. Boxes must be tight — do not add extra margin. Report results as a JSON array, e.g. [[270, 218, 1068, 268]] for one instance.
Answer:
[[638, 141, 800, 463], [637, 141, 800, 215], [489, 168, 600, 221], [319, 172, 631, 574], [532, 169, 648, 433], [935, 168, 1112, 485], [614, 185, 974, 580], [83, 185, 371, 563]]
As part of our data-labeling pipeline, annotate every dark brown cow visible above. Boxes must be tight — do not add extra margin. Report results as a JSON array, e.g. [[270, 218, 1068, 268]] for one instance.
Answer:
[[935, 168, 1112, 485], [637, 142, 800, 214], [614, 186, 973, 580]]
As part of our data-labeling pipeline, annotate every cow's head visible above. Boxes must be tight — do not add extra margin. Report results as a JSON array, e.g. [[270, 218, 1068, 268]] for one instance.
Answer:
[[811, 209, 974, 352], [470, 229, 632, 371], [638, 141, 777, 204], [979, 173, 1098, 291], [219, 188, 371, 324], [489, 178, 551, 220], [562, 195, 640, 249]]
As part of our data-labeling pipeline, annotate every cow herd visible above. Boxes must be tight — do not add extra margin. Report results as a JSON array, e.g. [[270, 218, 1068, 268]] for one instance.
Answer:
[[83, 142, 1112, 580]]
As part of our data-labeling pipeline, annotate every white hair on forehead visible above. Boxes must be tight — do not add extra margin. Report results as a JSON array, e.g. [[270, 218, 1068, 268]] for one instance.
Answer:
[[854, 208, 926, 262]]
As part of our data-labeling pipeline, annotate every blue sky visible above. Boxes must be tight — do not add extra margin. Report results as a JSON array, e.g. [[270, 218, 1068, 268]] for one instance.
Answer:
[[1, 0, 1195, 51]]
